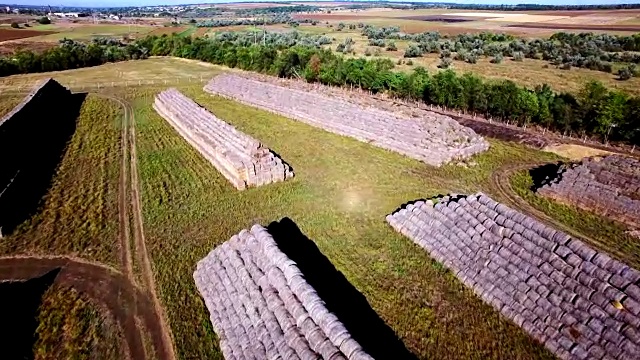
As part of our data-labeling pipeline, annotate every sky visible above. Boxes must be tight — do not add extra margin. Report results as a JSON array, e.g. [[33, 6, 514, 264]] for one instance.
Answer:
[[6, 0, 640, 8]]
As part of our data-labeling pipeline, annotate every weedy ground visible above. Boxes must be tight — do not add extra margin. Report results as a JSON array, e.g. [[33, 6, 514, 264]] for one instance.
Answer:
[[0, 95, 122, 266], [0, 58, 632, 360], [35, 284, 124, 360]]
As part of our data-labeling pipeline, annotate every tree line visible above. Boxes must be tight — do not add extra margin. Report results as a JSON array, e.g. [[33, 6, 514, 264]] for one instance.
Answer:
[[0, 33, 638, 146]]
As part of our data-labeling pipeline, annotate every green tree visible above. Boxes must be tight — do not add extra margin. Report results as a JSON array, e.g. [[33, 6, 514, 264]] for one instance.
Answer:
[[596, 91, 628, 142], [38, 17, 51, 25]]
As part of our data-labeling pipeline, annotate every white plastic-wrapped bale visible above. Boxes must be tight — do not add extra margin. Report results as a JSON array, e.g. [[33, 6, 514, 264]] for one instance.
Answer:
[[387, 193, 640, 360], [204, 74, 489, 167], [537, 156, 640, 227], [153, 88, 294, 190], [194, 224, 374, 360]]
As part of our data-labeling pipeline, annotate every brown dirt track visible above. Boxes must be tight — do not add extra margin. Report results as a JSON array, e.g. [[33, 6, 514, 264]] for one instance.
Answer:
[[0, 29, 55, 42], [0, 256, 169, 360]]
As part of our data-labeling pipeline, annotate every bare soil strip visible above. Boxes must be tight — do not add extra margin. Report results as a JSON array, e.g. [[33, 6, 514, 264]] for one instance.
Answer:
[[114, 94, 134, 282]]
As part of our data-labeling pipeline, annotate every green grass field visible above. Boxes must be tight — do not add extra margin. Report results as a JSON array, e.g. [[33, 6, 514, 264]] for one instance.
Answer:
[[27, 24, 155, 42], [125, 79, 559, 359], [0, 58, 636, 360]]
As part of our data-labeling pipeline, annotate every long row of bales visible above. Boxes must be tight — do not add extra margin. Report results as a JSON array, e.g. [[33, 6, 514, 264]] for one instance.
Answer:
[[194, 223, 374, 360], [386, 193, 640, 360], [154, 88, 294, 190], [204, 74, 489, 167], [537, 155, 640, 228]]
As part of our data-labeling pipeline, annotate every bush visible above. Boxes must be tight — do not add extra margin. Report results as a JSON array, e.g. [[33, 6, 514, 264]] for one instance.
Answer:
[[373, 48, 381, 57], [438, 57, 452, 69], [38, 17, 51, 25], [512, 51, 524, 62], [403, 45, 422, 58], [397, 58, 403, 65], [364, 48, 372, 57], [189, 19, 197, 24], [618, 67, 633, 81], [386, 42, 397, 51], [490, 54, 503, 64], [10, 22, 19, 29], [24, 23, 30, 27], [466, 53, 478, 64], [406, 59, 413, 65], [560, 63, 572, 70]]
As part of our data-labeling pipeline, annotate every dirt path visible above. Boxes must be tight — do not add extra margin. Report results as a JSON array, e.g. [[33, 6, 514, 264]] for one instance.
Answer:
[[102, 93, 176, 360], [115, 94, 134, 282], [488, 162, 631, 263], [0, 256, 149, 360]]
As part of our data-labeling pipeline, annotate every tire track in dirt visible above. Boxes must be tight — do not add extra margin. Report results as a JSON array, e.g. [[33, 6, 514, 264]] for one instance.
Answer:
[[115, 94, 134, 282], [114, 94, 177, 360], [488, 162, 630, 263], [0, 256, 147, 360]]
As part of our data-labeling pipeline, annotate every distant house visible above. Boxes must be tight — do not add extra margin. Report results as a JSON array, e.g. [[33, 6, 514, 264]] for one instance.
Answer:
[[52, 12, 81, 18]]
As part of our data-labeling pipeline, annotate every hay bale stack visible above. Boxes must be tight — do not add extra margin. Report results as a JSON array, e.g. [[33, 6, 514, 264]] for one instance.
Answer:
[[387, 193, 640, 360], [194, 224, 373, 360], [538, 155, 640, 227], [204, 74, 488, 167], [153, 88, 293, 190]]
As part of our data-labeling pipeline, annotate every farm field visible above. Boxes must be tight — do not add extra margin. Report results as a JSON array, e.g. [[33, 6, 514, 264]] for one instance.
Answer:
[[25, 24, 156, 42], [1, 55, 638, 360], [294, 8, 640, 35], [0, 57, 220, 91], [0, 28, 55, 42]]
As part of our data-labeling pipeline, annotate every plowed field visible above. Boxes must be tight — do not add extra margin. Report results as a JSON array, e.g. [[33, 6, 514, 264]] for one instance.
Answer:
[[0, 29, 55, 42]]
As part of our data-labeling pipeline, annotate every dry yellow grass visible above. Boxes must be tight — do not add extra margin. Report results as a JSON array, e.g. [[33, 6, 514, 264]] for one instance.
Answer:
[[542, 144, 616, 160]]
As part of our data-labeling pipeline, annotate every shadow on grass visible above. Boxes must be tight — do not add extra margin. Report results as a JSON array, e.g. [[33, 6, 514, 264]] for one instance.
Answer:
[[0, 267, 60, 360], [0, 83, 86, 235], [528, 162, 564, 191], [267, 217, 417, 360]]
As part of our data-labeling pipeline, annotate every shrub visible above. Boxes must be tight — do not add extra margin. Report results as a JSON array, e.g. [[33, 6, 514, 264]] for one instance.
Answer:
[[560, 63, 572, 70], [397, 58, 403, 65], [24, 23, 30, 27], [440, 49, 451, 58], [386, 42, 397, 51], [490, 54, 503, 64], [373, 48, 381, 57], [403, 45, 422, 58], [10, 22, 19, 28], [364, 48, 372, 57], [512, 51, 524, 62], [466, 53, 478, 64], [38, 17, 51, 25], [618, 67, 633, 81], [438, 57, 452, 69], [406, 59, 413, 65]]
